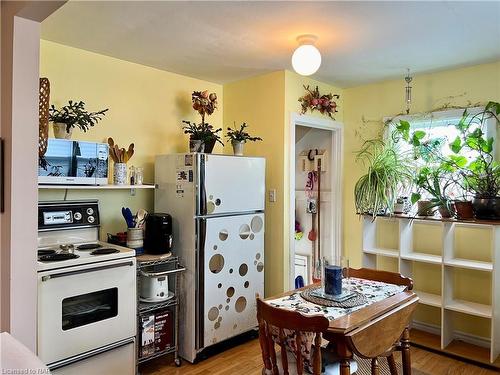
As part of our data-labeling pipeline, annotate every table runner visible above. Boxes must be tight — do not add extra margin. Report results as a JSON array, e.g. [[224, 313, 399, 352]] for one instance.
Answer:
[[266, 277, 406, 321]]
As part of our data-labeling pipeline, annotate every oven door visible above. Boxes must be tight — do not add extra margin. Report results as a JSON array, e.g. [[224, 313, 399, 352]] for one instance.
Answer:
[[37, 258, 136, 365]]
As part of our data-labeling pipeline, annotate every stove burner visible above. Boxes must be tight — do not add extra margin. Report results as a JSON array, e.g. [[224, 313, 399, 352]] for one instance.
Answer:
[[77, 243, 102, 251], [39, 253, 80, 262], [91, 248, 119, 255], [38, 249, 56, 257]]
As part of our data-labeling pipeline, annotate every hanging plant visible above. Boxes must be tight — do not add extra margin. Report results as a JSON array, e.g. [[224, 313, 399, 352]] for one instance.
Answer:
[[298, 85, 339, 119]]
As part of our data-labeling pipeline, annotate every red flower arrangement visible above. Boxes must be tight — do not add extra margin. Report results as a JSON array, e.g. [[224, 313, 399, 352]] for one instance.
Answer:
[[298, 85, 339, 119]]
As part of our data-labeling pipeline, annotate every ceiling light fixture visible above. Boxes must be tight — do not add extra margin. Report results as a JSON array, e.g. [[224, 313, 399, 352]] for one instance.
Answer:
[[292, 35, 321, 76]]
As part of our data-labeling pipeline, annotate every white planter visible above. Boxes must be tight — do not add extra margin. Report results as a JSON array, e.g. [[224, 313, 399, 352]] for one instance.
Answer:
[[393, 203, 405, 214], [53, 122, 73, 139], [232, 140, 244, 156], [113, 163, 127, 185]]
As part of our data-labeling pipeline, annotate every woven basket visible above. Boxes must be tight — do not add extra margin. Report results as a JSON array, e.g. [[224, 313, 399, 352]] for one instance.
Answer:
[[39, 77, 50, 158]]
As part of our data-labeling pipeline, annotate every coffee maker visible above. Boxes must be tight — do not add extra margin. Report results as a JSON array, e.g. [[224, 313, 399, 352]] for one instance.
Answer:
[[144, 213, 173, 255]]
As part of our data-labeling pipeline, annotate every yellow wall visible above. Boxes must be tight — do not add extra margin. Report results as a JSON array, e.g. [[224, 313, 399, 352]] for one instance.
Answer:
[[223, 70, 343, 295], [39, 40, 223, 237], [223, 71, 286, 296], [343, 60, 500, 337]]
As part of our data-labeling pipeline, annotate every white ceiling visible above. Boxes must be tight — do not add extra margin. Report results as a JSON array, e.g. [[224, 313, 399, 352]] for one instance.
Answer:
[[41, 1, 500, 87]]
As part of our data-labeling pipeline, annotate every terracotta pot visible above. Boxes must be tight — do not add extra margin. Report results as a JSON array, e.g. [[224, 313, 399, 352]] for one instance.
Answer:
[[453, 201, 474, 219], [53, 122, 72, 139], [438, 205, 452, 218], [472, 197, 500, 220], [203, 138, 216, 153], [417, 200, 434, 216]]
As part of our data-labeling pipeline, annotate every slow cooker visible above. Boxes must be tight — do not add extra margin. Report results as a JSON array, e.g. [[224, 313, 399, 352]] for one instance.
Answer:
[[139, 267, 173, 302]]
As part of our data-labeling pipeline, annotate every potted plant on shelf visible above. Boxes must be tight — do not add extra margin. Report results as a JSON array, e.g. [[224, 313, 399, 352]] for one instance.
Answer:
[[411, 166, 455, 217], [184, 90, 222, 153], [225, 122, 262, 156], [49, 100, 108, 139], [448, 102, 500, 219], [354, 139, 414, 219]]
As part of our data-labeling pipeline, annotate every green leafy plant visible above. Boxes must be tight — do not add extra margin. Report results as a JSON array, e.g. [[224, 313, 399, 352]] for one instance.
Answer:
[[354, 139, 414, 218], [182, 120, 223, 145], [394, 119, 460, 216], [448, 102, 500, 199], [411, 166, 455, 215], [226, 123, 262, 143], [49, 100, 108, 132]]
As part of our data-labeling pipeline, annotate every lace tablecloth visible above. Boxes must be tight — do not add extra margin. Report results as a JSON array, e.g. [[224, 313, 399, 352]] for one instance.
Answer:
[[266, 277, 406, 321]]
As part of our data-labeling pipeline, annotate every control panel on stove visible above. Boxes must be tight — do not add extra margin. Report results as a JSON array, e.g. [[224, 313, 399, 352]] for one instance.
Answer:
[[38, 200, 100, 230]]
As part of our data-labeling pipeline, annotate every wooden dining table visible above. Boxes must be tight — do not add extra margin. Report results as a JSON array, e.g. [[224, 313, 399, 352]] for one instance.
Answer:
[[265, 270, 419, 375]]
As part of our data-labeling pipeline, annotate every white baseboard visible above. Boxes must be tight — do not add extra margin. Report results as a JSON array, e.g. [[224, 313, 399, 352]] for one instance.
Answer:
[[411, 320, 491, 349]]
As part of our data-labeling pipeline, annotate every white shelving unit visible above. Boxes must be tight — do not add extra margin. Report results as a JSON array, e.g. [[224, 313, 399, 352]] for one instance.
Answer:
[[361, 215, 500, 365]]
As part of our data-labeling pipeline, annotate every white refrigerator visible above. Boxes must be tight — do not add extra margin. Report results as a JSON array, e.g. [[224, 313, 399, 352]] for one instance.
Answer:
[[155, 153, 265, 363]]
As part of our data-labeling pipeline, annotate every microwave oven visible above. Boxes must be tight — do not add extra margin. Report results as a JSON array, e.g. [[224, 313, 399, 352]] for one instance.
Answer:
[[38, 139, 109, 185]]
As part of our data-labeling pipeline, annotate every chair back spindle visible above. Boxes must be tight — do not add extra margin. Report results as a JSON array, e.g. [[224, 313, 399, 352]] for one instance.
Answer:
[[256, 297, 329, 375]]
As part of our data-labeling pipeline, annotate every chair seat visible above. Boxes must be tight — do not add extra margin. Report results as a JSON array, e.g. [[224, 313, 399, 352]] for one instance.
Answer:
[[264, 348, 358, 375]]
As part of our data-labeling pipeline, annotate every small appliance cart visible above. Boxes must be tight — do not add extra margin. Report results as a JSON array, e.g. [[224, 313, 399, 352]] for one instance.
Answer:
[[136, 254, 185, 370]]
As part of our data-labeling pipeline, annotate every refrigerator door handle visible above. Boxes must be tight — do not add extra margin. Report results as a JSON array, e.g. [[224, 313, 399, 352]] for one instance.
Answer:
[[199, 154, 207, 216], [195, 218, 206, 350]]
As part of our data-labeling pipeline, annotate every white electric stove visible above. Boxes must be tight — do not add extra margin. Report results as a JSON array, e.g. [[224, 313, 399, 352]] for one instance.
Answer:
[[37, 200, 136, 375]]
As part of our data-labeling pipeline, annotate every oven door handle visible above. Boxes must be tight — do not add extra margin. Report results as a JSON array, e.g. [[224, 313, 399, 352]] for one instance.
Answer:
[[48, 337, 135, 370], [41, 261, 134, 281]]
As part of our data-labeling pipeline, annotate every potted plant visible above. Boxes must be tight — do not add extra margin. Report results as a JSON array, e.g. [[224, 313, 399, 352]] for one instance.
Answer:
[[49, 100, 108, 139], [411, 166, 455, 217], [354, 139, 414, 219], [225, 122, 262, 156], [182, 120, 223, 153], [447, 102, 500, 219], [184, 90, 222, 153]]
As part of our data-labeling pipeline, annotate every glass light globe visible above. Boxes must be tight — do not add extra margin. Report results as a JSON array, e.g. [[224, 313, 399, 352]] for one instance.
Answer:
[[292, 44, 321, 76]]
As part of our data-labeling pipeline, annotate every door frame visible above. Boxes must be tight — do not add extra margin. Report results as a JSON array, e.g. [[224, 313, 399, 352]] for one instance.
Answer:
[[288, 113, 343, 290]]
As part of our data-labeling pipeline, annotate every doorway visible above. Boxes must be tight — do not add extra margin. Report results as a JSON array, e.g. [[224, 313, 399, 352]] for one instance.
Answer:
[[288, 113, 343, 290]]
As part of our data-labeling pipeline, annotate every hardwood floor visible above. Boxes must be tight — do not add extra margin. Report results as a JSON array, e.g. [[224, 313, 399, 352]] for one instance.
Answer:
[[141, 339, 500, 375]]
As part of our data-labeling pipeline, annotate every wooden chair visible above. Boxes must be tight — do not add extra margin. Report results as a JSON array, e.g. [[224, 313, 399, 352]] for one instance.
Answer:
[[343, 268, 416, 375], [256, 296, 357, 375]]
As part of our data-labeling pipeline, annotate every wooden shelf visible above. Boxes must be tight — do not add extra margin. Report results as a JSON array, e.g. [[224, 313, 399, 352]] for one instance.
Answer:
[[363, 248, 399, 258], [39, 184, 156, 190], [444, 258, 493, 272], [414, 290, 441, 307], [445, 299, 492, 318], [401, 252, 442, 265]]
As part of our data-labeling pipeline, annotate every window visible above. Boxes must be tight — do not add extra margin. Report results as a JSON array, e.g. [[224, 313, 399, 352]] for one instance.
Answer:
[[385, 107, 497, 199]]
